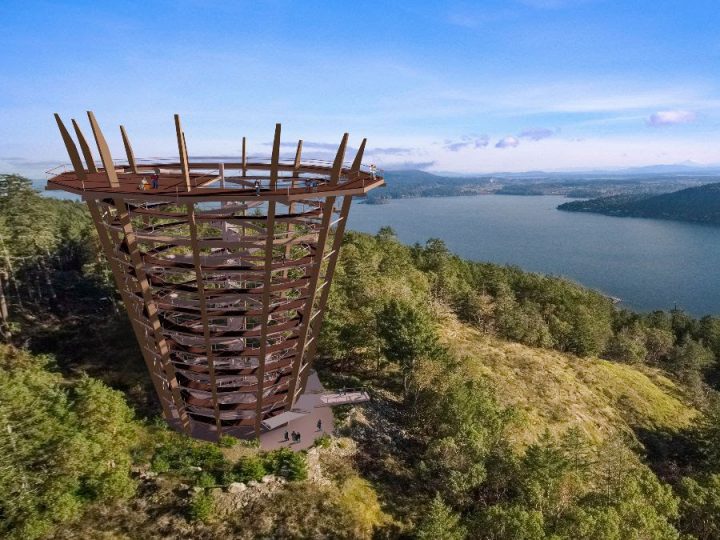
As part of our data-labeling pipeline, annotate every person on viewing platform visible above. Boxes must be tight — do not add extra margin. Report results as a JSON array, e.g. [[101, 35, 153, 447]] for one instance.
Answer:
[[254, 180, 261, 196], [151, 174, 159, 189], [138, 177, 149, 191], [317, 419, 322, 432]]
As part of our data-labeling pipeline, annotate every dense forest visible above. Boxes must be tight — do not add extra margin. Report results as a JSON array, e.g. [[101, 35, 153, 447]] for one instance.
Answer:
[[559, 182, 720, 225], [3, 173, 720, 538]]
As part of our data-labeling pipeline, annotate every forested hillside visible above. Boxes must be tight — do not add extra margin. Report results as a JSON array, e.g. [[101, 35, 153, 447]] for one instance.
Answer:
[[558, 182, 720, 224], [3, 173, 720, 538]]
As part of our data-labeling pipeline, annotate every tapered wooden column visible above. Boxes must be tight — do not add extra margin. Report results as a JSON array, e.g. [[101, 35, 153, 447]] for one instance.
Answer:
[[187, 202, 223, 438], [175, 114, 192, 191], [296, 140, 366, 395], [286, 134, 348, 406], [254, 124, 282, 435], [113, 197, 192, 433], [72, 119, 97, 173], [120, 125, 138, 174], [54, 114, 86, 182], [87, 200, 177, 423], [87, 111, 120, 188]]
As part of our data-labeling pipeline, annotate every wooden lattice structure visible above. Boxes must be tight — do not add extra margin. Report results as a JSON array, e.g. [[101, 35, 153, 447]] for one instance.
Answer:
[[47, 112, 384, 439]]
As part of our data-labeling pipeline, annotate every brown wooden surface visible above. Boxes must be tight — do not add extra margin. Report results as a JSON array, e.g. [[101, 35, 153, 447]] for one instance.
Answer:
[[47, 113, 383, 440]]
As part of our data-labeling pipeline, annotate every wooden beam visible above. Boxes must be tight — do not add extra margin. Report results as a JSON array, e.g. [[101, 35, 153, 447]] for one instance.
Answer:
[[182, 132, 190, 167], [293, 140, 303, 172], [351, 138, 367, 174], [174, 114, 192, 191], [113, 196, 192, 434], [87, 111, 120, 188], [254, 122, 284, 434], [284, 139, 304, 269], [286, 194, 337, 406], [297, 194, 353, 396], [254, 200, 277, 435], [53, 114, 86, 182], [72, 119, 97, 173], [270, 123, 281, 189], [330, 133, 349, 186], [87, 200, 177, 424], [242, 136, 247, 177], [295, 137, 363, 395], [120, 125, 138, 174], [187, 203, 223, 439]]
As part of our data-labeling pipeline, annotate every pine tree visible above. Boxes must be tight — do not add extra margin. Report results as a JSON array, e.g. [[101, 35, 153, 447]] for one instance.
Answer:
[[416, 494, 466, 540]]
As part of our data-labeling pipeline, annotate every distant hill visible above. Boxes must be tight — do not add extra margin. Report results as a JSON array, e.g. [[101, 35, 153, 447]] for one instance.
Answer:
[[367, 169, 715, 205], [558, 182, 720, 224], [367, 169, 494, 203]]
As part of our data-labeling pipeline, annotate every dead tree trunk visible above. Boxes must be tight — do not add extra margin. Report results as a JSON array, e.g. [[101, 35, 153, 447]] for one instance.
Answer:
[[0, 233, 23, 309], [0, 273, 11, 341]]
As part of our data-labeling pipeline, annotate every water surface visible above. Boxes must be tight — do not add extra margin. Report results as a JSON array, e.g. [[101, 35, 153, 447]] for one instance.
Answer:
[[348, 195, 720, 315]]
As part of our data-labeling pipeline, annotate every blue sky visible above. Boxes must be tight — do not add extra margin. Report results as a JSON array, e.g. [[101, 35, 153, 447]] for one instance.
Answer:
[[2, 0, 720, 175]]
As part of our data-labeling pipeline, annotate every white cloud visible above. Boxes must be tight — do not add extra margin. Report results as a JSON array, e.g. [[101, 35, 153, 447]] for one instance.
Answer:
[[443, 135, 489, 151], [382, 160, 436, 170], [424, 135, 720, 173], [647, 110, 697, 127], [496, 136, 520, 148], [518, 128, 554, 140]]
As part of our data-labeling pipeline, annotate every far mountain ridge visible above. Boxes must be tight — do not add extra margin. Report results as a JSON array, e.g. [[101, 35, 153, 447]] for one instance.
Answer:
[[386, 162, 720, 179], [370, 168, 716, 204], [558, 182, 720, 225]]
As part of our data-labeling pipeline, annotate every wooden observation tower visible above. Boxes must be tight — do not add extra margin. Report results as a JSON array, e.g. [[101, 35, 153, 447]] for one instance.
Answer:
[[47, 112, 384, 439]]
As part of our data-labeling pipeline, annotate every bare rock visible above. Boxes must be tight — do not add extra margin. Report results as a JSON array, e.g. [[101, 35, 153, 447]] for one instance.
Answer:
[[228, 482, 247, 494]]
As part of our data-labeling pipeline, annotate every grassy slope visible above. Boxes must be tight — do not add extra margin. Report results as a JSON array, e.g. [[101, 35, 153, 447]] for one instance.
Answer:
[[440, 316, 697, 447]]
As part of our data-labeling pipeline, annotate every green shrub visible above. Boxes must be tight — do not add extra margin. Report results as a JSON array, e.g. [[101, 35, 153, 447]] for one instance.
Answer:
[[151, 436, 226, 476], [194, 472, 217, 488], [332, 404, 353, 424], [218, 435, 238, 448], [150, 454, 170, 473], [221, 470, 239, 485], [189, 491, 215, 523], [314, 434, 332, 448], [233, 455, 267, 482], [266, 448, 308, 481], [242, 438, 261, 448]]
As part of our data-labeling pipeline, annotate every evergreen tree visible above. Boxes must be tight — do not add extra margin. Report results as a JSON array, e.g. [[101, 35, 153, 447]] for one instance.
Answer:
[[416, 494, 466, 540], [377, 298, 438, 395]]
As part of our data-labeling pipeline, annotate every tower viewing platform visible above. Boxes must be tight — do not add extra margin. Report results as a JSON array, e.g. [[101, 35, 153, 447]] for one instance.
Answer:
[[47, 112, 384, 442]]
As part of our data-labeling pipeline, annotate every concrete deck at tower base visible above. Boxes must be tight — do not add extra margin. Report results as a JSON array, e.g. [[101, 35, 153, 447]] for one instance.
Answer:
[[167, 371, 335, 451]]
